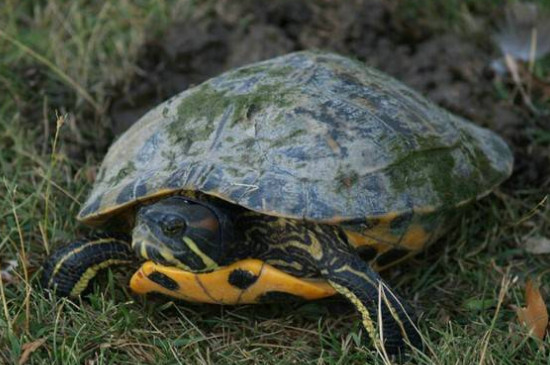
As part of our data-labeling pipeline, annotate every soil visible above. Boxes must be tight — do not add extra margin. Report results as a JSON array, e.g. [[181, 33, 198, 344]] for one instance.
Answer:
[[110, 0, 549, 190]]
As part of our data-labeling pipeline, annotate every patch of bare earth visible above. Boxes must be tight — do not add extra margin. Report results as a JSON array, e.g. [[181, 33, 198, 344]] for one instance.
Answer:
[[110, 0, 547, 191]]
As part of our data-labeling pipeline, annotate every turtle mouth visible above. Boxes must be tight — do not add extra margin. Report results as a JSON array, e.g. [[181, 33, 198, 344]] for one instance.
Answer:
[[132, 238, 172, 267], [131, 224, 181, 268]]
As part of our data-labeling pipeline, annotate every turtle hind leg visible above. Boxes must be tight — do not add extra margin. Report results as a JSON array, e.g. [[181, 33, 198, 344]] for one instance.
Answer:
[[42, 234, 134, 297], [321, 254, 422, 356]]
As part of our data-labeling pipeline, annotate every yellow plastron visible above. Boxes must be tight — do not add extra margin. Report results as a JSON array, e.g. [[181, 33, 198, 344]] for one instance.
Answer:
[[130, 259, 336, 304]]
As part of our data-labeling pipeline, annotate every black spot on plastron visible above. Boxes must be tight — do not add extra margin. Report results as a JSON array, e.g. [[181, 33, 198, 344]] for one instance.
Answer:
[[148, 271, 180, 291], [227, 269, 258, 290], [258, 291, 305, 303], [356, 246, 378, 262], [375, 248, 410, 267]]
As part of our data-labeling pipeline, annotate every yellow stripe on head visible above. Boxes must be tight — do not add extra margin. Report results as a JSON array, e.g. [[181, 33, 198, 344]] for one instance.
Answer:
[[183, 237, 218, 270], [153, 246, 193, 272]]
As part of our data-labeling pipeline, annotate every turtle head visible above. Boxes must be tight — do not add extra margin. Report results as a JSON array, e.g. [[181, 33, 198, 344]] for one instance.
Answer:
[[132, 196, 223, 272]]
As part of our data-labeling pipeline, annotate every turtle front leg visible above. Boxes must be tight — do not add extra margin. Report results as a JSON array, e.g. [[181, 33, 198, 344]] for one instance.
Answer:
[[319, 251, 422, 356], [42, 234, 134, 297]]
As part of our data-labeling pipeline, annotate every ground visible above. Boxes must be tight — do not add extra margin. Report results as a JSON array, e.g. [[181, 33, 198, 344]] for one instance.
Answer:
[[0, 1, 549, 364]]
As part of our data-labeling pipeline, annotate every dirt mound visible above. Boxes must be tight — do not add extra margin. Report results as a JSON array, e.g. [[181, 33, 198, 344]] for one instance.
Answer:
[[110, 0, 547, 189]]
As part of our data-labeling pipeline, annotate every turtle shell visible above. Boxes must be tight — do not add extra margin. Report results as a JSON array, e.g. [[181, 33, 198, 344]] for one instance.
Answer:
[[79, 51, 513, 226]]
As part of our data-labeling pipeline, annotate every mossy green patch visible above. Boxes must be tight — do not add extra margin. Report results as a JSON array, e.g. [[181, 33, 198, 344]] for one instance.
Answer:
[[266, 65, 296, 79], [459, 129, 509, 190], [228, 63, 294, 80], [388, 146, 476, 208], [386, 120, 510, 208], [270, 128, 308, 148], [161, 150, 178, 171], [171, 70, 296, 145], [174, 84, 230, 127], [107, 161, 136, 186]]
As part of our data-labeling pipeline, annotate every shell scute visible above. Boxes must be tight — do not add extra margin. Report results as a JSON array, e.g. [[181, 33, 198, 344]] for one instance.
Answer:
[[115, 180, 148, 205], [79, 51, 513, 225]]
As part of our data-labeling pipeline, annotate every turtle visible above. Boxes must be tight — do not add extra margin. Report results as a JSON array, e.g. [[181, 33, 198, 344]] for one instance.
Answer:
[[42, 50, 513, 356]]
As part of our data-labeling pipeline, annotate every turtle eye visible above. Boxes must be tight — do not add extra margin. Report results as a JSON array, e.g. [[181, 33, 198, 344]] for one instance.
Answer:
[[162, 217, 186, 236]]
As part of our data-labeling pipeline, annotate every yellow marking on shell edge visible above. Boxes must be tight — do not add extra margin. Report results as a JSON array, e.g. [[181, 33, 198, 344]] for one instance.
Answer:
[[346, 231, 386, 250], [345, 222, 429, 265], [49, 238, 116, 287], [329, 281, 377, 342], [130, 259, 336, 304], [400, 225, 428, 251], [183, 237, 218, 270], [69, 258, 130, 297]]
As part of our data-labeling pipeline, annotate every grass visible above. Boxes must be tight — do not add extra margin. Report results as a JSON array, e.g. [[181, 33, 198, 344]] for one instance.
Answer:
[[0, 0, 549, 364]]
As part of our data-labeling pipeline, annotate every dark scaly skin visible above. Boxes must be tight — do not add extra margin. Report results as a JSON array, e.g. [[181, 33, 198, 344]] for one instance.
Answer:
[[42, 235, 134, 297], [229, 210, 421, 354]]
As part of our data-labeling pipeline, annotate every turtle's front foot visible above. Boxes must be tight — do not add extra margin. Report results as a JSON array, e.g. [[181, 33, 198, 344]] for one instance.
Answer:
[[322, 254, 423, 357], [42, 234, 134, 297]]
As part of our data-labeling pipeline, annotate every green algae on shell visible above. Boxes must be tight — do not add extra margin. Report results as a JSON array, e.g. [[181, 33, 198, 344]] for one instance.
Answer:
[[78, 51, 513, 230]]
